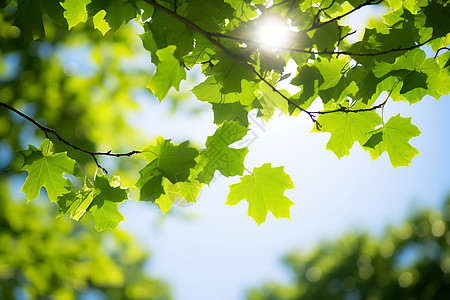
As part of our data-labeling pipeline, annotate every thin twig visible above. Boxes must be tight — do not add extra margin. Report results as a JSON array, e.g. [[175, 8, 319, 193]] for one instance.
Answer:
[[302, 0, 383, 33], [0, 102, 141, 174], [310, 89, 392, 115], [209, 32, 432, 57], [434, 47, 450, 58]]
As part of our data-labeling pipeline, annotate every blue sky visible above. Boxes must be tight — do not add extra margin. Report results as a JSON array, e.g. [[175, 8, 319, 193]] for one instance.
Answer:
[[119, 70, 450, 299], [116, 6, 450, 299]]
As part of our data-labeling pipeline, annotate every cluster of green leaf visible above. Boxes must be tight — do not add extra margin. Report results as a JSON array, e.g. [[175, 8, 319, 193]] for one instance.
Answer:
[[247, 195, 450, 300], [1, 0, 450, 228], [0, 177, 171, 300]]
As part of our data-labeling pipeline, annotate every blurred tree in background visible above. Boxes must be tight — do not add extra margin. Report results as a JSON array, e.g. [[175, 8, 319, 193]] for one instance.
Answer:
[[248, 195, 450, 300], [0, 4, 189, 184], [0, 177, 172, 300], [0, 7, 174, 299]]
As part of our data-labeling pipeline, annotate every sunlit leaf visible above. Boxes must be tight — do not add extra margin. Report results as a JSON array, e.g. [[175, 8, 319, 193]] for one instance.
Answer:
[[9, 139, 77, 203], [226, 163, 294, 225]]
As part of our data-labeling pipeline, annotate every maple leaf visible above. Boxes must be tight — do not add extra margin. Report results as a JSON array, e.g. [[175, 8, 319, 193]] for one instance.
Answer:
[[226, 163, 294, 225], [60, 0, 90, 29], [9, 139, 77, 203], [364, 114, 421, 168], [147, 45, 186, 101], [58, 173, 129, 231], [136, 136, 198, 201], [312, 103, 383, 158], [196, 121, 248, 184], [155, 177, 203, 214]]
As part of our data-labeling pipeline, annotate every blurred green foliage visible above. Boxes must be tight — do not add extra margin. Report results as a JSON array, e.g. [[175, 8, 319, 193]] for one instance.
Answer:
[[0, 5, 159, 186], [0, 176, 172, 300], [248, 195, 450, 300]]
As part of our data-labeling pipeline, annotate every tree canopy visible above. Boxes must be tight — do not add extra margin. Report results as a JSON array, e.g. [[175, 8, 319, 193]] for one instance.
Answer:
[[248, 195, 450, 300], [0, 178, 171, 300], [0, 0, 449, 229]]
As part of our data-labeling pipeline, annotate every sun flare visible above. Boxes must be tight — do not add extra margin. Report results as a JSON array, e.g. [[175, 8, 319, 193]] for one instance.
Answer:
[[255, 19, 294, 50]]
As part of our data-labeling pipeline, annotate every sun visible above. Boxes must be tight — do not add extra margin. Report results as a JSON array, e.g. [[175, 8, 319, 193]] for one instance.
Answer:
[[255, 18, 294, 50]]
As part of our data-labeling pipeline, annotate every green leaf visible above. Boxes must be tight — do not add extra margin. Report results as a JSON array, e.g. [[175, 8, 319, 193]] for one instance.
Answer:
[[255, 81, 289, 122], [362, 130, 383, 149], [212, 53, 255, 93], [137, 136, 199, 201], [191, 77, 257, 105], [135, 166, 164, 202], [93, 10, 110, 35], [347, 67, 380, 105], [196, 121, 248, 184], [86, 0, 125, 30], [9, 139, 77, 203], [423, 1, 450, 39], [365, 114, 421, 168], [41, 0, 66, 26], [183, 0, 234, 32], [147, 46, 186, 101], [311, 21, 340, 51], [89, 173, 129, 231], [13, 0, 45, 41], [61, 0, 91, 29], [399, 71, 428, 94], [226, 163, 294, 225], [313, 103, 383, 158], [142, 10, 194, 61], [155, 177, 202, 214], [141, 136, 199, 183], [65, 185, 95, 221], [290, 65, 324, 113], [211, 102, 249, 127]]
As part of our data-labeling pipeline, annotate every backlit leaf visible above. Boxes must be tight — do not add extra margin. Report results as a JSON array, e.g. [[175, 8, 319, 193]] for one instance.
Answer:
[[226, 163, 294, 225], [196, 121, 248, 184], [147, 46, 186, 101], [9, 139, 77, 203]]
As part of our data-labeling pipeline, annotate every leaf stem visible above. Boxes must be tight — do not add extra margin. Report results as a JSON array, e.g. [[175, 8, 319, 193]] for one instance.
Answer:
[[244, 167, 253, 175], [0, 102, 142, 174]]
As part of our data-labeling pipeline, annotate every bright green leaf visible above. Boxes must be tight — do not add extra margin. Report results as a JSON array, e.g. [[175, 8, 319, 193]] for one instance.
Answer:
[[9, 139, 77, 203], [147, 45, 186, 101], [226, 163, 294, 225], [155, 177, 203, 214], [196, 121, 248, 184], [313, 103, 383, 158], [365, 114, 421, 168], [89, 173, 129, 231], [93, 10, 110, 35], [60, 0, 91, 29]]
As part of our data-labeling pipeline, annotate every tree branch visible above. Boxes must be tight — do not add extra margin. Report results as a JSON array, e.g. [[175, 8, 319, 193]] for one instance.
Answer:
[[434, 47, 450, 58], [303, 0, 383, 33], [209, 32, 432, 57], [0, 102, 141, 174], [309, 90, 391, 115], [143, 0, 319, 124], [143, 0, 429, 129]]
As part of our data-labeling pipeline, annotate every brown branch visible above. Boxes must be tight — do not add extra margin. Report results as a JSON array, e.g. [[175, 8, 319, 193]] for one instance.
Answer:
[[0, 102, 141, 174]]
